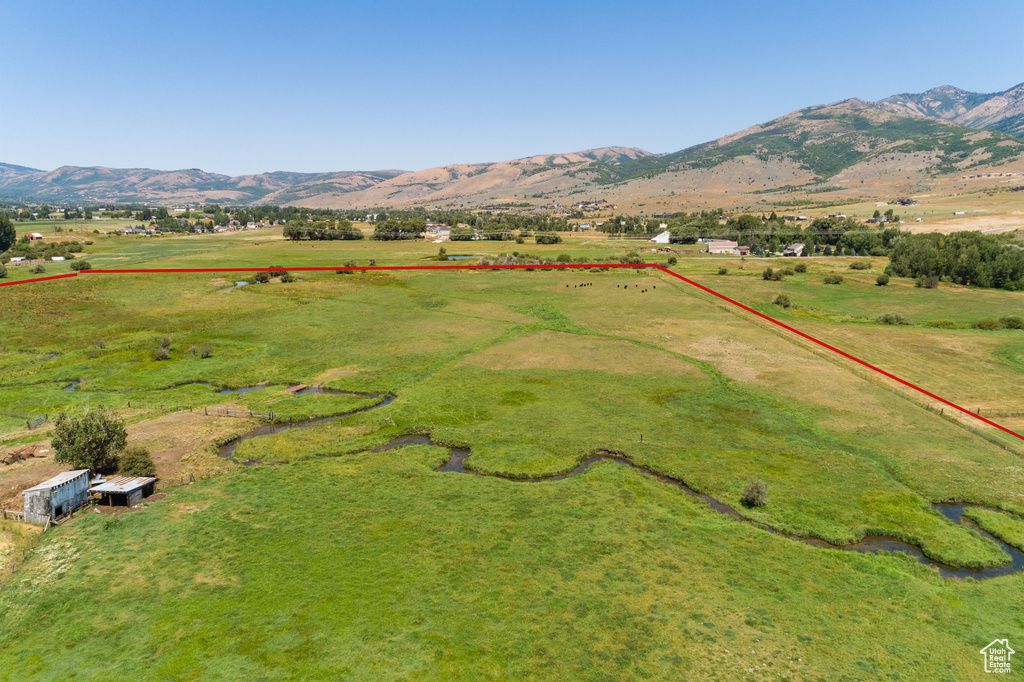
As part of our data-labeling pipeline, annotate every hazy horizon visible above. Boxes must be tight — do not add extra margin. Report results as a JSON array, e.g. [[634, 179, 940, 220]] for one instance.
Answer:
[[2, 0, 1022, 176]]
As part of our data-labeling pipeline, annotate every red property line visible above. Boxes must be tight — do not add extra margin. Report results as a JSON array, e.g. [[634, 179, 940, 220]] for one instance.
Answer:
[[0, 272, 79, 287], [652, 265, 1024, 443], [8, 262, 1021, 442]]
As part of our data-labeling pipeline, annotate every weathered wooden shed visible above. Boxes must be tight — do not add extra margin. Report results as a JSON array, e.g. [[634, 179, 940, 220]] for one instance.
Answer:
[[89, 476, 157, 507], [22, 470, 91, 524]]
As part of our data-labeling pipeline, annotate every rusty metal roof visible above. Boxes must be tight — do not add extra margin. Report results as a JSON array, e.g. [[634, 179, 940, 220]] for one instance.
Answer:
[[24, 470, 90, 493], [89, 476, 157, 494]]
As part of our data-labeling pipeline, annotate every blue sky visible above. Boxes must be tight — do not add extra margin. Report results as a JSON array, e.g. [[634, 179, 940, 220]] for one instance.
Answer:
[[1, 0, 1021, 175]]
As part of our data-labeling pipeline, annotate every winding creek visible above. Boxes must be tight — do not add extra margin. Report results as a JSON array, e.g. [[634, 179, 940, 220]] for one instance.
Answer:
[[215, 394, 1024, 581]]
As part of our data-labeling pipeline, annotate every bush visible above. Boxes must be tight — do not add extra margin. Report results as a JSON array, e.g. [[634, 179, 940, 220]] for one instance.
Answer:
[[999, 315, 1024, 330], [876, 312, 913, 325], [30, 264, 45, 274], [51, 407, 127, 472], [923, 319, 960, 329], [667, 256, 678, 265], [849, 261, 871, 270], [0, 263, 6, 278], [251, 271, 271, 283], [773, 294, 791, 308], [741, 479, 768, 508], [718, 267, 728, 275], [876, 274, 890, 286], [972, 318, 1002, 330], [916, 275, 940, 289], [556, 253, 572, 264], [68, 260, 92, 271], [200, 344, 212, 359], [780, 268, 795, 276], [794, 263, 807, 273], [118, 445, 155, 477], [280, 272, 296, 283], [153, 347, 169, 361], [535, 233, 562, 244], [823, 274, 844, 284], [158, 336, 171, 349], [762, 267, 785, 281]]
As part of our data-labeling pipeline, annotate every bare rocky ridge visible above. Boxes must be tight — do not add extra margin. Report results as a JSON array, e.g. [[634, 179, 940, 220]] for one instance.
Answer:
[[862, 82, 1024, 138]]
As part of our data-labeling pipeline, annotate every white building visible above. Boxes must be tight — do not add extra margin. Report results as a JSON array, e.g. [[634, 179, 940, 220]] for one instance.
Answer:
[[708, 240, 738, 254], [649, 230, 671, 244]]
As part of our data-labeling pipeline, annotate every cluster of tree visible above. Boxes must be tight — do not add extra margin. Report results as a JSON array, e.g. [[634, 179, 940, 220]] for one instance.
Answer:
[[373, 218, 426, 240], [284, 219, 363, 241], [51, 408, 154, 475], [1, 235, 84, 262], [664, 213, 903, 257], [872, 208, 901, 223], [886, 231, 1024, 290], [0, 216, 15, 252]]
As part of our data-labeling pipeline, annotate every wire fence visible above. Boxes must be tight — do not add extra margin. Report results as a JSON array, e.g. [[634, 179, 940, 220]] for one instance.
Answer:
[[26, 415, 48, 430]]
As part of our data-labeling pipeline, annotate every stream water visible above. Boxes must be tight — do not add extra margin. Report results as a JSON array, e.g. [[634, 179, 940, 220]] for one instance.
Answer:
[[215, 397, 1024, 581], [216, 393, 390, 461]]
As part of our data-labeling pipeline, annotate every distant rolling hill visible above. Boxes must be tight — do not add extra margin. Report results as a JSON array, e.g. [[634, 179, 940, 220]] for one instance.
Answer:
[[3, 82, 1023, 209], [0, 165, 406, 205]]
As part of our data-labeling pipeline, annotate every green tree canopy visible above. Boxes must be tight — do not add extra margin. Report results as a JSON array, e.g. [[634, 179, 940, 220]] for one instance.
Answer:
[[51, 407, 128, 472], [0, 215, 16, 252]]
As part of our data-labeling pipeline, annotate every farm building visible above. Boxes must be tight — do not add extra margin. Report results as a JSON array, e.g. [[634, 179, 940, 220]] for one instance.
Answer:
[[783, 243, 805, 257], [29, 232, 44, 240], [649, 230, 671, 244], [22, 470, 91, 524], [707, 240, 738, 254], [89, 476, 157, 507]]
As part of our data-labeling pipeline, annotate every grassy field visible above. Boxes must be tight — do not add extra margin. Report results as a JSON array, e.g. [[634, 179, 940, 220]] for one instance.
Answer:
[[1, 231, 1023, 678]]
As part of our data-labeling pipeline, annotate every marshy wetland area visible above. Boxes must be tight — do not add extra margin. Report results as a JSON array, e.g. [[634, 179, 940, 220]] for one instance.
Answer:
[[2, 228, 1024, 679]]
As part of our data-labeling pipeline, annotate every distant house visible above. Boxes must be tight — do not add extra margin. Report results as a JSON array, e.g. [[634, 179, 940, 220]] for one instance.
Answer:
[[50, 256, 65, 262], [22, 470, 91, 524], [29, 232, 44, 240], [783, 243, 805, 257], [578, 223, 592, 231], [649, 230, 671, 244], [708, 240, 738, 254], [734, 245, 750, 256]]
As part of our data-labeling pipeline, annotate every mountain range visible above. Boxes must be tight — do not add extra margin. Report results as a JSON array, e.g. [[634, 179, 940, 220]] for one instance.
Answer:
[[2, 82, 1022, 210]]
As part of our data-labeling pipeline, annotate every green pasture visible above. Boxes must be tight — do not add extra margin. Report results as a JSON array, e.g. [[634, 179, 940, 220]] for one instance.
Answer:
[[1, 233, 1023, 678]]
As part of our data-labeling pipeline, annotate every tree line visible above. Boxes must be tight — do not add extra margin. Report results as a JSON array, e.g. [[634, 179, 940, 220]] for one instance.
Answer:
[[886, 231, 1024, 290]]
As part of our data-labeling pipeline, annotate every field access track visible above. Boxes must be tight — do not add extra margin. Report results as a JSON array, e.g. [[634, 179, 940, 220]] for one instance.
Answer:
[[3, 262, 1021, 443]]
